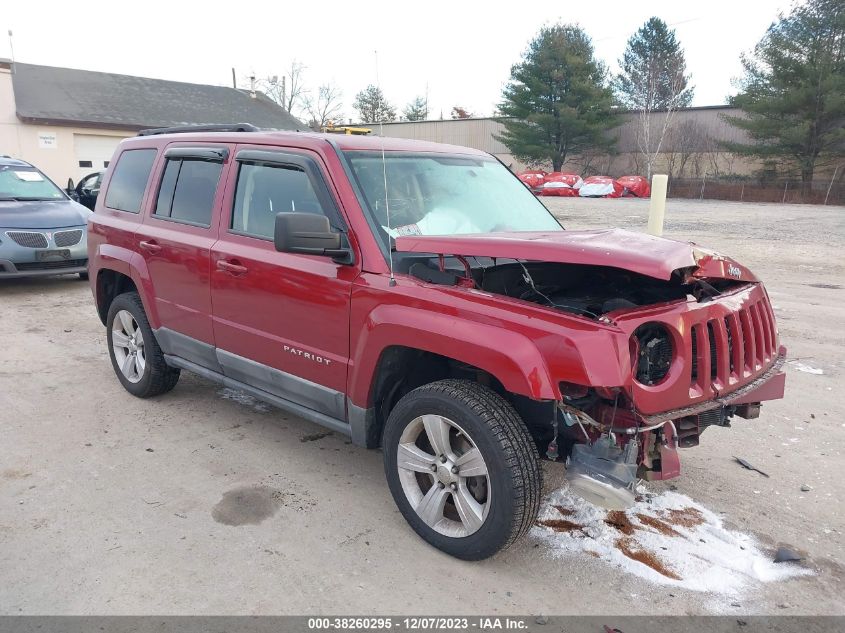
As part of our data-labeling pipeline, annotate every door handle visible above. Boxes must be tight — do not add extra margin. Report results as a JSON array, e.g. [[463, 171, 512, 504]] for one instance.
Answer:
[[217, 259, 248, 275], [138, 240, 162, 254]]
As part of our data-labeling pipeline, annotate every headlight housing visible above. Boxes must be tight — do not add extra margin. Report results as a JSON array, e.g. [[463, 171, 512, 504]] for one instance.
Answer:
[[632, 323, 674, 385]]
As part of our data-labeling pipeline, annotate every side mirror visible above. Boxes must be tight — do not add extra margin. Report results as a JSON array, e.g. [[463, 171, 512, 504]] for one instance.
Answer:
[[274, 212, 351, 262]]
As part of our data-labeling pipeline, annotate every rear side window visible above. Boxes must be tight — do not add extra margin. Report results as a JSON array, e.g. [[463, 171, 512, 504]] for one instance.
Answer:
[[104, 149, 157, 213], [154, 159, 223, 227], [231, 162, 327, 239]]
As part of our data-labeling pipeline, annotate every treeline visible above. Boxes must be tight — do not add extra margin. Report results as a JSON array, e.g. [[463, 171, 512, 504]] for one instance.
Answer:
[[259, 0, 842, 187]]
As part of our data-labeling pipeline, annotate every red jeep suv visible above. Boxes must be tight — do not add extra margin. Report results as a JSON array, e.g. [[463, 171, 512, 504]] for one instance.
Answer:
[[88, 124, 786, 560]]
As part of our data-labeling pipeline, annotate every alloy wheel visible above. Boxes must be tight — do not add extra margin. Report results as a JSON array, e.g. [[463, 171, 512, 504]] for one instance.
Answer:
[[396, 414, 491, 537], [111, 309, 146, 384]]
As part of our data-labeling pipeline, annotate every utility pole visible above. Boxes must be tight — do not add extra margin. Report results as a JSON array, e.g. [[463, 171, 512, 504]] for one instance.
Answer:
[[7, 30, 14, 67], [281, 76, 286, 111]]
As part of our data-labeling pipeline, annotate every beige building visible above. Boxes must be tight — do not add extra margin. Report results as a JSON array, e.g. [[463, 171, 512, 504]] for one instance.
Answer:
[[0, 59, 302, 188], [359, 107, 758, 178]]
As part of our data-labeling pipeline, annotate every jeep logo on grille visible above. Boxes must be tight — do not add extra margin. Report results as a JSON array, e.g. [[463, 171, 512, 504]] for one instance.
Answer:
[[728, 264, 742, 278]]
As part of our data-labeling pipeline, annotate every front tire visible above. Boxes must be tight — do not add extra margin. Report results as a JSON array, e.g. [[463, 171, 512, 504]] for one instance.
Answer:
[[383, 379, 541, 560], [106, 292, 179, 398]]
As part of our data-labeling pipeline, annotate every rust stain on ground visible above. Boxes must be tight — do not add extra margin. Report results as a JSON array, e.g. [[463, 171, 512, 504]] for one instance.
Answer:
[[636, 513, 682, 537], [615, 537, 682, 580], [663, 507, 705, 528], [537, 518, 583, 533], [553, 505, 575, 516], [604, 510, 636, 535]]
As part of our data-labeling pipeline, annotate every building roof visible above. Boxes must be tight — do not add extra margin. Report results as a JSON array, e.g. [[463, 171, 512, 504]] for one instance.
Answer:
[[10, 62, 304, 131]]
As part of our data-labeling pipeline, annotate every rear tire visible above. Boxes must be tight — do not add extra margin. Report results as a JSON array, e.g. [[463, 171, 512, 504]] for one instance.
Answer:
[[106, 292, 179, 398], [383, 379, 541, 560]]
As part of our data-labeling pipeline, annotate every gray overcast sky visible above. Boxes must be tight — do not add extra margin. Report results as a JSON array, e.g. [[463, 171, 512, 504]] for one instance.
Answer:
[[2, 0, 789, 122]]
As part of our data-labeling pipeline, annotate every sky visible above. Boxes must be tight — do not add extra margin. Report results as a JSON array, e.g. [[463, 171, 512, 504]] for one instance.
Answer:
[[0, 0, 791, 123]]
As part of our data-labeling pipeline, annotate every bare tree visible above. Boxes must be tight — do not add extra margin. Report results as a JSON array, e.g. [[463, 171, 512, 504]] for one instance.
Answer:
[[450, 106, 473, 119], [259, 60, 308, 116], [305, 83, 344, 131], [664, 120, 707, 178]]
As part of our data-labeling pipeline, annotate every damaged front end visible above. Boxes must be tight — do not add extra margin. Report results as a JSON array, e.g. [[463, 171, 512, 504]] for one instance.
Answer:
[[394, 229, 787, 510], [546, 277, 786, 509]]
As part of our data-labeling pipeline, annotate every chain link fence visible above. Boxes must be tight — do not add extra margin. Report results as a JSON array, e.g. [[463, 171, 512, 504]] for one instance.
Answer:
[[666, 177, 844, 205]]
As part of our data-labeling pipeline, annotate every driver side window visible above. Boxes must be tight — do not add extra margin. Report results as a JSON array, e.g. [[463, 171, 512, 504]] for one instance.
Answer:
[[231, 162, 328, 240]]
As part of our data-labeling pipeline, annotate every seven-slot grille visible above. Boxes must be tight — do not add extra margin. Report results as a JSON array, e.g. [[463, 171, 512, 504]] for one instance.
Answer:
[[54, 229, 83, 247], [6, 231, 48, 249], [690, 295, 778, 390]]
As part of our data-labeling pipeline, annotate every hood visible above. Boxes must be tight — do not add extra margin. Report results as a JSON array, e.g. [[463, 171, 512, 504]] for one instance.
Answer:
[[0, 199, 92, 229], [394, 229, 757, 283]]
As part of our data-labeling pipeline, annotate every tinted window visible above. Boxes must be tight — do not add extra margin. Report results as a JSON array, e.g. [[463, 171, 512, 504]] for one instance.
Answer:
[[231, 162, 326, 239], [153, 159, 222, 227], [154, 160, 181, 218], [104, 149, 157, 213]]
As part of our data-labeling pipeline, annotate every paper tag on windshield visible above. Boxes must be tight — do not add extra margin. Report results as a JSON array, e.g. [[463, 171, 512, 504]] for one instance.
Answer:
[[393, 223, 422, 236], [14, 171, 44, 182]]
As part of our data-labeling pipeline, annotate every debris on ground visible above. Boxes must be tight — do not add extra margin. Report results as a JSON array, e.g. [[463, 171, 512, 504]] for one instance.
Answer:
[[801, 484, 812, 492], [733, 456, 770, 477], [773, 547, 804, 563], [532, 484, 812, 594], [218, 388, 270, 412]]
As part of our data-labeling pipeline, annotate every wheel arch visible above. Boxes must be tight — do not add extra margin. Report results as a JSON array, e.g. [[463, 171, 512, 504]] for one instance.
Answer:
[[349, 338, 550, 449], [93, 246, 157, 327]]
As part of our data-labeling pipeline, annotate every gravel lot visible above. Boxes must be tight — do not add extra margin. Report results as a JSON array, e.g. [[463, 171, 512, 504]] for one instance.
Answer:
[[1, 197, 843, 615]]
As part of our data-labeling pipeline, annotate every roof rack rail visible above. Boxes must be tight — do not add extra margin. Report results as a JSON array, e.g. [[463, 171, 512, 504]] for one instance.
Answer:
[[137, 123, 260, 137]]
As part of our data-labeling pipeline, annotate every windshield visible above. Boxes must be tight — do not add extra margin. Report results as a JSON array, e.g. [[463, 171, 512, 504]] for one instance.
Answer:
[[0, 165, 66, 201], [344, 152, 562, 239]]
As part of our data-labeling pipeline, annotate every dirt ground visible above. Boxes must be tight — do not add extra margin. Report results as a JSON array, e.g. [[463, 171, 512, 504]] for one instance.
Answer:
[[0, 197, 843, 615]]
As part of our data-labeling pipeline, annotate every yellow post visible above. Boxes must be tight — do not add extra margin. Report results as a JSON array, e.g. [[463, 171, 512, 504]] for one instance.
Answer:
[[648, 174, 669, 236]]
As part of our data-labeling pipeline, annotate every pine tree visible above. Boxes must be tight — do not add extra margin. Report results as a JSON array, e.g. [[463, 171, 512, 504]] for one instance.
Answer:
[[353, 85, 397, 123], [402, 96, 428, 121], [615, 17, 694, 177], [724, 0, 845, 188], [496, 25, 617, 172], [615, 18, 693, 111]]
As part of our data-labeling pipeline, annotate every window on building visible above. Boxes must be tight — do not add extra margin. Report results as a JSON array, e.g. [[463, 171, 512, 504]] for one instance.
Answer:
[[153, 158, 223, 227], [104, 149, 157, 213], [231, 162, 327, 239], [78, 160, 93, 168]]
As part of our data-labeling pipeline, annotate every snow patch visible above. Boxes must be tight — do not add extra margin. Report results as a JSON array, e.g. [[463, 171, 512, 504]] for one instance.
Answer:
[[532, 484, 811, 595], [218, 388, 270, 412], [788, 361, 824, 375]]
